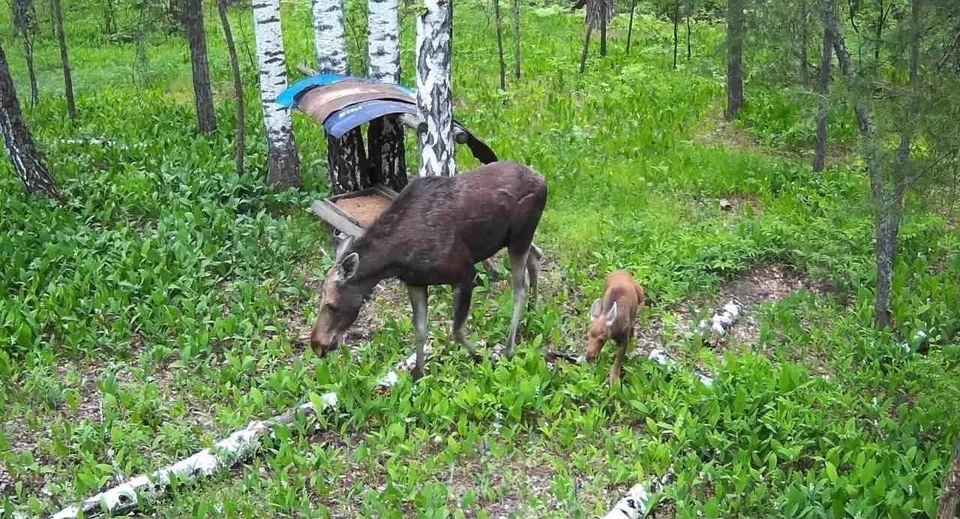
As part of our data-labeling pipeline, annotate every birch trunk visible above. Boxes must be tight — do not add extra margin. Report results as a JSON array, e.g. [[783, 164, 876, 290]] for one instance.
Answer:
[[626, 0, 636, 54], [13, 0, 39, 107], [253, 0, 302, 190], [579, 25, 593, 74], [219, 0, 245, 175], [51, 0, 76, 120], [415, 0, 455, 177], [0, 42, 64, 201], [367, 0, 408, 192], [602, 469, 676, 519], [314, 0, 369, 194]]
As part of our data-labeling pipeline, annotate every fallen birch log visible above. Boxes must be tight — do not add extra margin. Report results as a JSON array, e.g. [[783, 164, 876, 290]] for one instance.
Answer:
[[49, 349, 429, 519], [697, 298, 744, 337], [602, 468, 677, 519]]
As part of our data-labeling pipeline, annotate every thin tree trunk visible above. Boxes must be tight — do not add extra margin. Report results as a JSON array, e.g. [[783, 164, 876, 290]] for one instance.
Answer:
[[219, 0, 244, 176], [252, 0, 302, 190], [185, 0, 217, 133], [579, 25, 593, 73], [510, 0, 519, 78], [494, 0, 507, 90], [600, 0, 607, 57], [51, 0, 76, 119], [873, 0, 921, 330], [367, 0, 407, 192], [0, 42, 64, 201], [939, 437, 960, 519], [103, 0, 117, 35], [672, 1, 680, 68], [686, 0, 692, 61], [725, 0, 744, 121], [813, 1, 833, 173], [314, 0, 369, 193], [415, 0, 455, 177], [874, 0, 885, 70], [626, 0, 636, 54], [800, 0, 809, 86]]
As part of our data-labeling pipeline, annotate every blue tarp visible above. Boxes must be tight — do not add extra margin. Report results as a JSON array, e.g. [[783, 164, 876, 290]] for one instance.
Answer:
[[276, 74, 351, 107], [277, 74, 417, 108], [323, 100, 420, 138]]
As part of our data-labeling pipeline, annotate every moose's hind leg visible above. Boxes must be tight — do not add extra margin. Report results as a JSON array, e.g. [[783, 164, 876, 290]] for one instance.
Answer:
[[453, 281, 482, 362], [505, 248, 531, 358], [408, 284, 429, 381]]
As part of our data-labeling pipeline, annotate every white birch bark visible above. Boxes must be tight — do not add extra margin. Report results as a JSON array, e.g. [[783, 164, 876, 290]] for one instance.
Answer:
[[366, 0, 407, 191], [50, 346, 431, 518], [368, 0, 400, 83], [253, 0, 301, 189], [602, 468, 676, 519], [313, 0, 368, 194], [313, 0, 349, 74], [415, 0, 455, 177]]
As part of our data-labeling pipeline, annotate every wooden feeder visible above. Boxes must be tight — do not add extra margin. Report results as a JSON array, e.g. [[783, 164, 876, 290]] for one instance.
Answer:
[[278, 68, 501, 242]]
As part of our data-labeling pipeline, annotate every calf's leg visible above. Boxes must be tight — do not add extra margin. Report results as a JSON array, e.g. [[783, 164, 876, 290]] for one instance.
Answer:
[[609, 331, 632, 386], [408, 284, 429, 381], [505, 247, 530, 358], [452, 281, 482, 362], [525, 245, 541, 307]]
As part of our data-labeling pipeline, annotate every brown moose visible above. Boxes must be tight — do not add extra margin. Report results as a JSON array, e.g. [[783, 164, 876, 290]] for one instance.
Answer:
[[585, 270, 646, 385], [310, 161, 548, 381]]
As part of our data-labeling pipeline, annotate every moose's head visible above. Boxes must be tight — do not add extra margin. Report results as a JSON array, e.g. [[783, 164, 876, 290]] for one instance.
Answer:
[[310, 236, 371, 356], [584, 298, 617, 362]]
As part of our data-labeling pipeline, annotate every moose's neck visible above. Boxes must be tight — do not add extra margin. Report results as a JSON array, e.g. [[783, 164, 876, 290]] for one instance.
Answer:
[[347, 234, 394, 288]]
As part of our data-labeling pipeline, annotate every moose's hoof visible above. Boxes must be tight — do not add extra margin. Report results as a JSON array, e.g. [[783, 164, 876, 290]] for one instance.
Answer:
[[468, 352, 484, 364]]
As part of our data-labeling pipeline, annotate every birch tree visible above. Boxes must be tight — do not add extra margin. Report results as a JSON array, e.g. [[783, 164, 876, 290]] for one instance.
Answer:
[[51, 0, 76, 119], [415, 0, 455, 177], [0, 42, 64, 201], [367, 0, 408, 191], [184, 0, 217, 133], [252, 0, 302, 190], [314, 0, 369, 194]]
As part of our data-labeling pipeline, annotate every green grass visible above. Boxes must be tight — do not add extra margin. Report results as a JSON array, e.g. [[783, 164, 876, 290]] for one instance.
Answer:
[[1, 1, 959, 517]]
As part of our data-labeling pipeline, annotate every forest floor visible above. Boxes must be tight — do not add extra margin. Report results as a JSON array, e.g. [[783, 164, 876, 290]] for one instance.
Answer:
[[1, 2, 959, 518]]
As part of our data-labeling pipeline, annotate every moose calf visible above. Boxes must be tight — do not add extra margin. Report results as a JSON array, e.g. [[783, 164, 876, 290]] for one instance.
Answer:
[[585, 270, 646, 385], [310, 161, 548, 381]]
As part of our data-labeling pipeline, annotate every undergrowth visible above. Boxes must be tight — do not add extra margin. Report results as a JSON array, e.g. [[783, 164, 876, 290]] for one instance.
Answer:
[[0, 1, 958, 518]]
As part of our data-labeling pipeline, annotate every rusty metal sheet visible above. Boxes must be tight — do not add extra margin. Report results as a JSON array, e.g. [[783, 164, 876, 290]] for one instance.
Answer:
[[295, 82, 416, 123]]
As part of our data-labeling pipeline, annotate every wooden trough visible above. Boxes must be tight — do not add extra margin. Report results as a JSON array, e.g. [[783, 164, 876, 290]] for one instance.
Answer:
[[309, 184, 400, 239]]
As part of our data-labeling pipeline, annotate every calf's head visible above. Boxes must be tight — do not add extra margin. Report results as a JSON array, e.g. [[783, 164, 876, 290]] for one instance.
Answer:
[[310, 237, 368, 356], [584, 298, 617, 362]]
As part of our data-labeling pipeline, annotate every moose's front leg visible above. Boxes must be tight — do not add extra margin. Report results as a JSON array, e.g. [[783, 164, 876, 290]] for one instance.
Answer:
[[609, 333, 631, 386], [407, 284, 429, 381]]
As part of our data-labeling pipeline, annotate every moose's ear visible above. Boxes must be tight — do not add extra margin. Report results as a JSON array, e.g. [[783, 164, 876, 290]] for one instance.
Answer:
[[605, 301, 618, 327], [334, 235, 355, 263], [590, 298, 602, 320], [337, 252, 360, 281]]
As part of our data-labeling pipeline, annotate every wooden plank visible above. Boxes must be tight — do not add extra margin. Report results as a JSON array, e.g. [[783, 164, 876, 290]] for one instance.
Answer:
[[310, 199, 365, 238], [372, 184, 401, 200]]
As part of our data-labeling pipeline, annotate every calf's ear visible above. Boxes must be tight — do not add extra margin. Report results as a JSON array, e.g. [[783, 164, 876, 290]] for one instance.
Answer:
[[605, 301, 618, 327], [590, 298, 602, 320]]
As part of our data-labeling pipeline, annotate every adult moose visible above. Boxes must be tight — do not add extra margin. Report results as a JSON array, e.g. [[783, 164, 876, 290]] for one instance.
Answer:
[[310, 161, 548, 380]]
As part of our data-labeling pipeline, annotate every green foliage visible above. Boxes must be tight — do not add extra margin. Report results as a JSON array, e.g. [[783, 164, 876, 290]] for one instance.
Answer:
[[0, 1, 958, 518]]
